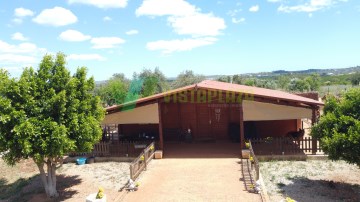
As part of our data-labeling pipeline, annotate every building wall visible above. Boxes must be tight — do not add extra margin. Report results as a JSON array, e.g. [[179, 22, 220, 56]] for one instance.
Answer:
[[102, 103, 159, 124]]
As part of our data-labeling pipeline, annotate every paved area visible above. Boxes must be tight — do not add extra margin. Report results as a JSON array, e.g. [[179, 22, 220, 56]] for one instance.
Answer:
[[122, 142, 261, 202]]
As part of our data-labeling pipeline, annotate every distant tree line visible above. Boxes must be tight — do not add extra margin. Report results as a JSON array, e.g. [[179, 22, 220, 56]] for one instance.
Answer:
[[95, 68, 360, 106], [94, 69, 205, 106]]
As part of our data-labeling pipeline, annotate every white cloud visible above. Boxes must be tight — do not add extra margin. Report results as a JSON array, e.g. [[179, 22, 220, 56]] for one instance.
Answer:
[[168, 13, 225, 37], [0, 40, 47, 73], [0, 54, 36, 64], [136, 0, 226, 37], [33, 7, 77, 26], [136, 0, 198, 17], [126, 30, 139, 35], [68, 0, 128, 9], [59, 30, 91, 42], [103, 16, 112, 21], [11, 32, 28, 41], [90, 37, 125, 49], [136, 0, 226, 49], [249, 5, 260, 12], [67, 54, 106, 61], [0, 40, 43, 54], [232, 17, 245, 24], [277, 0, 347, 13], [146, 37, 217, 54], [14, 8, 34, 17]]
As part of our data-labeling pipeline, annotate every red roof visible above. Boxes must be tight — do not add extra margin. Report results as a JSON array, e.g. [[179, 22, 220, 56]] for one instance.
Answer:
[[106, 80, 323, 112]]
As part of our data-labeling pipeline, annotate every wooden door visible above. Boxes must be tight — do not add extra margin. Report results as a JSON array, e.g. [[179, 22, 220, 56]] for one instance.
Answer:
[[196, 104, 212, 139]]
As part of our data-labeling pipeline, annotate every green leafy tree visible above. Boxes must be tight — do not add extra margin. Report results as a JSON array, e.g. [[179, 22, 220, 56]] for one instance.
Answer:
[[217, 75, 231, 83], [277, 76, 290, 90], [95, 73, 129, 106], [288, 78, 311, 92], [171, 70, 205, 89], [0, 53, 105, 198], [350, 72, 360, 86], [232, 74, 245, 85], [305, 74, 321, 91], [311, 89, 360, 166], [133, 67, 169, 97]]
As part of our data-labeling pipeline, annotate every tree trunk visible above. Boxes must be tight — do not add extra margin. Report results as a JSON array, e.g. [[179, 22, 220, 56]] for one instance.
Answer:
[[36, 159, 59, 198]]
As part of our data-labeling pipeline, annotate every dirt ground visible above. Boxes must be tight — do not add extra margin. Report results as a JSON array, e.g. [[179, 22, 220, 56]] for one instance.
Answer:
[[122, 158, 261, 202], [260, 160, 360, 202], [0, 159, 130, 202]]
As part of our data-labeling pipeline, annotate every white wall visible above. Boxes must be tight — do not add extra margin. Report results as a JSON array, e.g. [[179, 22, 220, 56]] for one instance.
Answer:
[[102, 103, 159, 124], [243, 100, 312, 121]]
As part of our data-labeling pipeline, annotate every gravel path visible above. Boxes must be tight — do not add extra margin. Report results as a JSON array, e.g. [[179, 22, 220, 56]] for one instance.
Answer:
[[260, 160, 360, 202]]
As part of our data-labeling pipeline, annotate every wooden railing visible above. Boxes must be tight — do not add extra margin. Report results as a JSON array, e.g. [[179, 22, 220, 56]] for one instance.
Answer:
[[250, 137, 322, 155], [129, 141, 156, 180], [249, 140, 260, 181], [68, 140, 154, 157]]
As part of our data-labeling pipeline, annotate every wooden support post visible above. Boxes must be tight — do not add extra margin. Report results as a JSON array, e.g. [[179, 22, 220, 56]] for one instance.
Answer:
[[240, 101, 245, 156], [311, 107, 318, 154], [158, 100, 164, 150]]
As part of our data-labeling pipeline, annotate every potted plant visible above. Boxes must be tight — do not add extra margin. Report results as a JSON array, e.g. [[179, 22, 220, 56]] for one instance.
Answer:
[[86, 187, 106, 202], [139, 155, 145, 162], [249, 156, 254, 164], [242, 141, 251, 159], [150, 145, 155, 151]]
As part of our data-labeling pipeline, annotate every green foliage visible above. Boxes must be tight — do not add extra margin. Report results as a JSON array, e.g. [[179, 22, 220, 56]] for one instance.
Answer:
[[232, 74, 245, 85], [305, 74, 321, 91], [0, 53, 105, 165], [95, 73, 129, 106], [350, 72, 360, 86], [95, 68, 169, 106], [136, 67, 169, 97], [311, 89, 360, 166], [277, 76, 290, 90], [288, 78, 311, 92], [171, 70, 205, 88], [217, 76, 231, 83]]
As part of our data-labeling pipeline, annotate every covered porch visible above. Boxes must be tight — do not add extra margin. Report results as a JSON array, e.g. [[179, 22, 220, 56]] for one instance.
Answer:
[[102, 80, 323, 158]]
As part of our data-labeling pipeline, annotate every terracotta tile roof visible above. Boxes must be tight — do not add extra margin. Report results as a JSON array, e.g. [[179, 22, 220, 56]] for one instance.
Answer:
[[197, 80, 323, 105], [106, 80, 323, 112]]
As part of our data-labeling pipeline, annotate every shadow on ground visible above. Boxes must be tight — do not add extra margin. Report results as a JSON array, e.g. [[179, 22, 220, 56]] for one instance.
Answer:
[[277, 177, 360, 202], [0, 174, 82, 202]]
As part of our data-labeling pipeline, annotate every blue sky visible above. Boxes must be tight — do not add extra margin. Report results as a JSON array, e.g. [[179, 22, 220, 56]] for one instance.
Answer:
[[0, 0, 359, 80]]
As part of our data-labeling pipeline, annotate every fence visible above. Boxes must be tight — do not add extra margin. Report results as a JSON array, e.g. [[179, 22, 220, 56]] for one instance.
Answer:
[[250, 137, 322, 155], [68, 140, 154, 157], [129, 141, 156, 180], [249, 140, 260, 181]]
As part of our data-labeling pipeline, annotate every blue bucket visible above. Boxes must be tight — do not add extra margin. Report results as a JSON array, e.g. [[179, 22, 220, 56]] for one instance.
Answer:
[[76, 157, 87, 165]]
